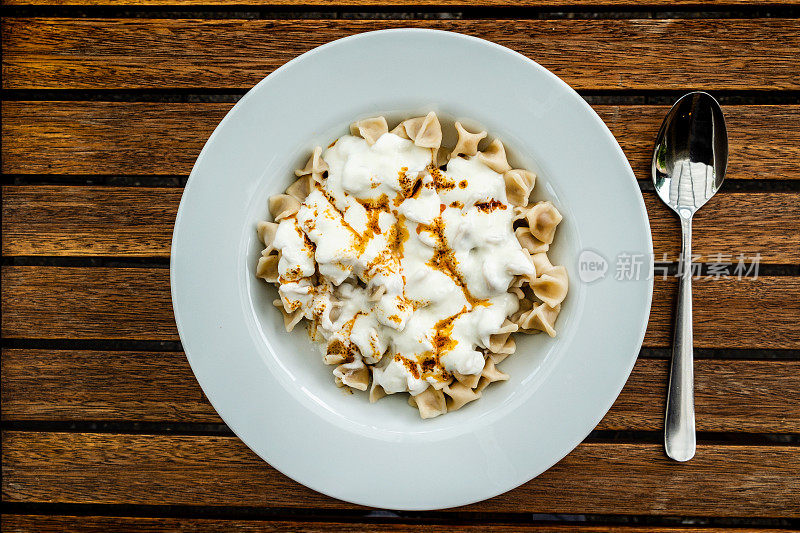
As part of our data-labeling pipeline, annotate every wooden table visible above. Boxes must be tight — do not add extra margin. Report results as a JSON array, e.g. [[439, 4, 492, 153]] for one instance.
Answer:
[[2, 2, 800, 531]]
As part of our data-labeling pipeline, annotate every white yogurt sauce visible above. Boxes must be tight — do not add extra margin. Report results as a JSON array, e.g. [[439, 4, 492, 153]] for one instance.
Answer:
[[272, 132, 534, 395]]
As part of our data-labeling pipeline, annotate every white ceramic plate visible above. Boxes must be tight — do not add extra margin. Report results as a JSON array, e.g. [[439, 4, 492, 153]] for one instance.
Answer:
[[171, 29, 653, 510]]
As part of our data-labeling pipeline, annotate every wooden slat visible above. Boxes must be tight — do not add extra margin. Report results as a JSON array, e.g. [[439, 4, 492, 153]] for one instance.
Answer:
[[0, 350, 215, 423], [1, 267, 177, 341], [648, 192, 799, 264], [2, 267, 799, 349], [4, 186, 798, 263], [3, 431, 799, 516], [3, 349, 798, 433], [1, 102, 225, 176], [3, 19, 800, 90], [593, 105, 800, 182], [605, 359, 800, 432], [4, 102, 799, 181], [1, 187, 181, 257], [0, 516, 789, 533], [643, 275, 800, 350]]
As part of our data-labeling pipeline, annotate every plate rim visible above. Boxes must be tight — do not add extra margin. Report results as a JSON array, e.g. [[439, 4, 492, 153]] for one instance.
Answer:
[[171, 27, 654, 510]]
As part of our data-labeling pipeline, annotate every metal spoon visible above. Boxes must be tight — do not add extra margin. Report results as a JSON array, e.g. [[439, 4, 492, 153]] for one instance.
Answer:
[[651, 92, 728, 462]]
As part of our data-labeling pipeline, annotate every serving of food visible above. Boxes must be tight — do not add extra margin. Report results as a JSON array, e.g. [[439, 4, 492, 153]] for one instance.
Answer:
[[255, 112, 568, 418], [172, 29, 652, 508]]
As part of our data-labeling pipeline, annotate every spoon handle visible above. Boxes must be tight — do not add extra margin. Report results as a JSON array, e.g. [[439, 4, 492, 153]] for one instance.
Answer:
[[665, 215, 696, 462]]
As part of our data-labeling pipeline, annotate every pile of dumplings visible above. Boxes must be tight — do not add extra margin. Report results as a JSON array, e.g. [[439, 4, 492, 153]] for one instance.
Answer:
[[256, 112, 568, 419]]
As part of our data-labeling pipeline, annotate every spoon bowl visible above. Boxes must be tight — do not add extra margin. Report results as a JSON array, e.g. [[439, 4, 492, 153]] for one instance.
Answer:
[[653, 92, 728, 218]]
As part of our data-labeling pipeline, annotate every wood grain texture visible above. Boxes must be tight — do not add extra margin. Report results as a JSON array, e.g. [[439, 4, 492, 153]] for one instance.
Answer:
[[0, 350, 215, 423], [4, 103, 799, 181], [1, 187, 182, 257], [3, 349, 799, 433], [593, 105, 800, 182], [1, 102, 225, 176], [1, 267, 177, 341], [4, 186, 798, 262], [3, 431, 799, 516], [3, 19, 800, 90], [2, 267, 799, 348], [605, 359, 800, 432], [0, 516, 791, 533]]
